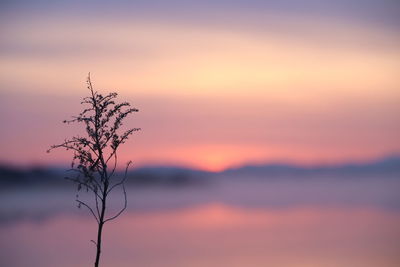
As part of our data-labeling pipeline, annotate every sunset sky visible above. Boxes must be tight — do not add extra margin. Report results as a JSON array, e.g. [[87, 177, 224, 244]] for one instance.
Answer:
[[1, 0, 399, 171]]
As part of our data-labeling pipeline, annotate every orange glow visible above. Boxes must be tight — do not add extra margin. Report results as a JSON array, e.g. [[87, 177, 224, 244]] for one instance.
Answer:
[[172, 145, 270, 172]]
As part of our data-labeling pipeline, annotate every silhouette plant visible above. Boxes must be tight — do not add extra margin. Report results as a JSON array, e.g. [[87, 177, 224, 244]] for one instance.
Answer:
[[48, 74, 140, 267]]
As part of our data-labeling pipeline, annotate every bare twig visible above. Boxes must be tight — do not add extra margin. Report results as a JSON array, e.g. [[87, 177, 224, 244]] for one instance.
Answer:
[[104, 182, 127, 223], [107, 161, 131, 194], [76, 199, 99, 224]]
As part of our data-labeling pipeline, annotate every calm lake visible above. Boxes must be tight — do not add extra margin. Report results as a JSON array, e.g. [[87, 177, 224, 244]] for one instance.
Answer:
[[1, 172, 400, 267]]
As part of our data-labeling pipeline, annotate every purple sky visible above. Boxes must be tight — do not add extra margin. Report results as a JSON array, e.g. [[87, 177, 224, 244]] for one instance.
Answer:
[[1, 0, 399, 170]]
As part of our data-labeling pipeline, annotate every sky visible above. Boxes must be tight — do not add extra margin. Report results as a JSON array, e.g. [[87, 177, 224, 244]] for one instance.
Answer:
[[0, 0, 399, 171]]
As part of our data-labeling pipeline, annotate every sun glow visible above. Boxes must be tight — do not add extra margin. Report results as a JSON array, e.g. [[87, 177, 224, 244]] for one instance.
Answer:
[[1, 9, 399, 168]]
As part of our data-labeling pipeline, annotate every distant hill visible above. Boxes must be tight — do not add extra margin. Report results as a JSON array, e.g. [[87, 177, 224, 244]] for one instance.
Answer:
[[222, 156, 400, 176], [0, 166, 66, 187], [1, 156, 399, 187]]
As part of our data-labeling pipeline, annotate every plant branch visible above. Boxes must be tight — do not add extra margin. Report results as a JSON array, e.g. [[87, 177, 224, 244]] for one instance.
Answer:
[[104, 182, 127, 223], [76, 199, 100, 224]]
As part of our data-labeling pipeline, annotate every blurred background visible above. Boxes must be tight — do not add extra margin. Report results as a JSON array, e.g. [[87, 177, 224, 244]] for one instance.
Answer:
[[1, 0, 399, 266]]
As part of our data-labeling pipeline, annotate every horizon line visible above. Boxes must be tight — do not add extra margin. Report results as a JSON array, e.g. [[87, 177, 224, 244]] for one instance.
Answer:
[[1, 154, 399, 173]]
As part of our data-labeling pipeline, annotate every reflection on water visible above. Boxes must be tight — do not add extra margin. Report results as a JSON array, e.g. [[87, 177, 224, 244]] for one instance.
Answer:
[[1, 205, 400, 267], [1, 173, 400, 267]]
